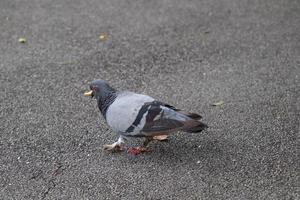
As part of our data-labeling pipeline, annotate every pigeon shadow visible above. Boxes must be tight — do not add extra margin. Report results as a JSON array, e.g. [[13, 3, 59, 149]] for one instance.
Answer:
[[118, 134, 243, 174]]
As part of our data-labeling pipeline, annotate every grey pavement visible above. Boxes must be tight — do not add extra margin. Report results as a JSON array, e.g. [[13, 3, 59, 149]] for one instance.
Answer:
[[0, 0, 299, 199]]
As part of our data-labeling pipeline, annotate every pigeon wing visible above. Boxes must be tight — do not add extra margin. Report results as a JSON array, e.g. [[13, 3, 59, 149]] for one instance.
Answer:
[[139, 101, 201, 136]]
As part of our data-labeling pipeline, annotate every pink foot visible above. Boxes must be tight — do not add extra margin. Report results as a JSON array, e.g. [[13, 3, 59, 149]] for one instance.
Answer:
[[127, 147, 150, 155]]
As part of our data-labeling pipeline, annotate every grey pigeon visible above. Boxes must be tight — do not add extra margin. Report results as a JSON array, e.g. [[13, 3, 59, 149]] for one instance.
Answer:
[[84, 79, 208, 153]]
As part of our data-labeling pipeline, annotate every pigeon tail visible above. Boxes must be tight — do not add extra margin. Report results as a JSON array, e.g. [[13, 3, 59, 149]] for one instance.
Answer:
[[163, 104, 202, 120], [183, 121, 208, 133], [182, 112, 202, 120]]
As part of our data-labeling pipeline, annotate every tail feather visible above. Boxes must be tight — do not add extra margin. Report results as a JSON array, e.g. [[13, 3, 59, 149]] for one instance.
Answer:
[[184, 112, 202, 120], [183, 121, 208, 133], [163, 103, 207, 133], [163, 104, 202, 120], [175, 110, 202, 120]]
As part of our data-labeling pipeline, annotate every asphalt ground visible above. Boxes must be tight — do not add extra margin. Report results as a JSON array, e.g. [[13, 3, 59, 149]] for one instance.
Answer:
[[0, 0, 299, 199]]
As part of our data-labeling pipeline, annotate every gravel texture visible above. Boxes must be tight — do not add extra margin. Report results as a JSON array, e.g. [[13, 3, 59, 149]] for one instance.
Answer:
[[0, 0, 299, 199]]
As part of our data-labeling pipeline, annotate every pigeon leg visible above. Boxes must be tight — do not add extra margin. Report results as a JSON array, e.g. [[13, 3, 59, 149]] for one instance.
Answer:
[[127, 137, 152, 155], [104, 136, 125, 152]]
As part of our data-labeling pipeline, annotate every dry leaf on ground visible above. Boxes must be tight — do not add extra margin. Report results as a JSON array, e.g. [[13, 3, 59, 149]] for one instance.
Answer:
[[99, 34, 108, 40], [18, 37, 27, 43], [153, 135, 168, 141], [211, 100, 224, 107]]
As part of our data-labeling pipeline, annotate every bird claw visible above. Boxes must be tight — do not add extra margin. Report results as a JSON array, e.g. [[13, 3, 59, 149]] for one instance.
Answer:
[[127, 147, 150, 155], [103, 144, 124, 152]]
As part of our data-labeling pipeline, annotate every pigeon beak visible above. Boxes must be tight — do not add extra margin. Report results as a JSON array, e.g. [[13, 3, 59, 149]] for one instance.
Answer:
[[84, 90, 93, 97]]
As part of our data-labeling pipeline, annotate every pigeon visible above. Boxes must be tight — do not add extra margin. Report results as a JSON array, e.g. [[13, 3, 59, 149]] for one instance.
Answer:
[[84, 79, 208, 154]]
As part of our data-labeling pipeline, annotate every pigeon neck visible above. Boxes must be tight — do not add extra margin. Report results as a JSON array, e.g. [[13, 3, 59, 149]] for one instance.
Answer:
[[96, 91, 117, 118]]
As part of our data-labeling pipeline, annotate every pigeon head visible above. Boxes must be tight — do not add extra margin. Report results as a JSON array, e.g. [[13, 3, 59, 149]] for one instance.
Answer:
[[84, 79, 116, 99], [84, 79, 118, 117]]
